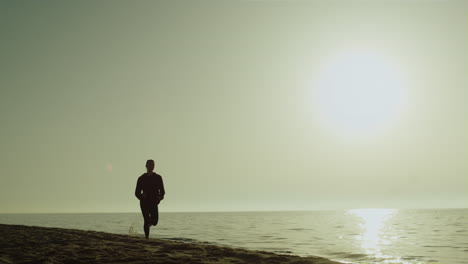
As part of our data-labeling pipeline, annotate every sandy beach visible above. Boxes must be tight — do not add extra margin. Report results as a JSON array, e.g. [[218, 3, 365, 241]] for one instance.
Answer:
[[0, 224, 343, 264]]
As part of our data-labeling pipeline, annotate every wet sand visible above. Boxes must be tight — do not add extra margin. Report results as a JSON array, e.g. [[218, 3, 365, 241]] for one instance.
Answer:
[[0, 224, 343, 264]]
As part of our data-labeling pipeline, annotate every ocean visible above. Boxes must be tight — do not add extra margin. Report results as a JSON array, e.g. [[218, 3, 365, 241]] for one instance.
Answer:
[[0, 209, 466, 264]]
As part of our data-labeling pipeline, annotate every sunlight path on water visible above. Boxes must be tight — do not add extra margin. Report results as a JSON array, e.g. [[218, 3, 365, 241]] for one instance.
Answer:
[[348, 209, 416, 264]]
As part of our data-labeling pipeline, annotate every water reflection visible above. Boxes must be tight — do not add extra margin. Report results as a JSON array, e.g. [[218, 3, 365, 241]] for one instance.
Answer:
[[349, 209, 397, 261]]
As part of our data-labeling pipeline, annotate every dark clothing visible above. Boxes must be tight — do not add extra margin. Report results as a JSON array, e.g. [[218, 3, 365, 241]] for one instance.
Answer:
[[135, 173, 165, 203], [140, 200, 159, 237], [135, 172, 165, 238]]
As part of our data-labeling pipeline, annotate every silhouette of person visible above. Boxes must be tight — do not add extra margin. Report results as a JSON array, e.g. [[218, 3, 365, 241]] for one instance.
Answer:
[[135, 159, 165, 239]]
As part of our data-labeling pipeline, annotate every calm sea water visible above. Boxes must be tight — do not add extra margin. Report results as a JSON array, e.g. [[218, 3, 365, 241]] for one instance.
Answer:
[[0, 209, 466, 264]]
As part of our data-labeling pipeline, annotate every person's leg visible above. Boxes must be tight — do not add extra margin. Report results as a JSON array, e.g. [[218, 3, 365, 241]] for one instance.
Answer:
[[140, 201, 150, 239], [150, 204, 159, 226]]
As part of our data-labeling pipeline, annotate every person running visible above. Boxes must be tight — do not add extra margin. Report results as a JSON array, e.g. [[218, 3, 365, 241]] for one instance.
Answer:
[[135, 159, 165, 239]]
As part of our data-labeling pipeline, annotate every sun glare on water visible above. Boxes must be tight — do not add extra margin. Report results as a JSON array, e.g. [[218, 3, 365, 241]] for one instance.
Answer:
[[315, 50, 407, 139], [348, 209, 405, 263]]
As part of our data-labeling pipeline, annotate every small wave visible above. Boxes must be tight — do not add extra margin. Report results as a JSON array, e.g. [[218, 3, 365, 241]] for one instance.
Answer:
[[261, 247, 293, 254], [272, 250, 293, 254], [328, 252, 368, 259], [164, 237, 215, 245], [276, 250, 293, 254], [423, 245, 456, 248], [310, 236, 323, 240], [248, 240, 276, 244], [401, 255, 425, 260], [166, 237, 199, 243], [288, 228, 314, 231]]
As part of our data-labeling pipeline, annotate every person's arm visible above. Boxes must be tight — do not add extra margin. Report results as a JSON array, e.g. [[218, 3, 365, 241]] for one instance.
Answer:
[[135, 178, 142, 200], [159, 176, 165, 201]]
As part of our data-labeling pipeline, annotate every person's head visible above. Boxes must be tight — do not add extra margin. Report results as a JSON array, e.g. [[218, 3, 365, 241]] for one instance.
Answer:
[[146, 159, 155, 172]]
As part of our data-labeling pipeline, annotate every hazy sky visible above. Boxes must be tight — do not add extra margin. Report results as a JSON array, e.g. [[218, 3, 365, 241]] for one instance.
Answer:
[[1, 0, 466, 213]]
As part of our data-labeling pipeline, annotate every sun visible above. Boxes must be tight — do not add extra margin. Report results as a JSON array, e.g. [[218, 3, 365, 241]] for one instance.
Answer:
[[315, 50, 406, 138]]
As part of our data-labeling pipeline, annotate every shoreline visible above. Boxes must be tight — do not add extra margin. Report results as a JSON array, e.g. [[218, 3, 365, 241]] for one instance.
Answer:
[[0, 224, 344, 264]]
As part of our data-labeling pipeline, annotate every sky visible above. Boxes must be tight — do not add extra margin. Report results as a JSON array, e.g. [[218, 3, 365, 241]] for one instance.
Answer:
[[0, 0, 466, 213]]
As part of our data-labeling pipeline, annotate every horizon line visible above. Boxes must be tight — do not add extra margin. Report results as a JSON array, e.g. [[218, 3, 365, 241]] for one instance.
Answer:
[[1, 207, 467, 214]]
